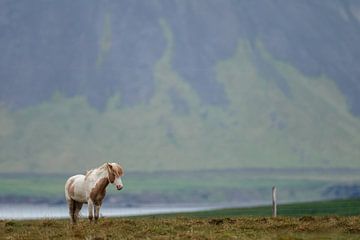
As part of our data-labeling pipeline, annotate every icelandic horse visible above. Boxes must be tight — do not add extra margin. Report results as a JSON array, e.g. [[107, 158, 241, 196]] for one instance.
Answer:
[[65, 162, 124, 223]]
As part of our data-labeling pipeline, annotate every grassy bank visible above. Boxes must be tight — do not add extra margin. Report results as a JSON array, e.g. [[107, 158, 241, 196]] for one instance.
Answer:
[[2, 216, 360, 239], [1, 169, 359, 205], [164, 199, 360, 218], [2, 199, 360, 239]]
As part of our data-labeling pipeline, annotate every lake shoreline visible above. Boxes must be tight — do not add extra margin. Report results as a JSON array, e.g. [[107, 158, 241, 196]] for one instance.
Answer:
[[0, 201, 271, 220]]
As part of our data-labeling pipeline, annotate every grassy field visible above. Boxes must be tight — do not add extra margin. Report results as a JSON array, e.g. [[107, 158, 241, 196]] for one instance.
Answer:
[[2, 199, 360, 239], [2, 216, 360, 239], [1, 169, 359, 205], [165, 199, 360, 218]]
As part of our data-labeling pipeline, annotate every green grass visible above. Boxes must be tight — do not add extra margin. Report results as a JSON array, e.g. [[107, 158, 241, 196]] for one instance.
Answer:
[[1, 169, 359, 204], [0, 175, 66, 197], [2, 199, 360, 239], [162, 199, 360, 218], [1, 169, 360, 208], [1, 216, 360, 239]]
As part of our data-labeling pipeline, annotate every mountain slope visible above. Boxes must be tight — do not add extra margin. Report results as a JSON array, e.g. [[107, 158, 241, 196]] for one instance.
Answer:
[[1, 19, 360, 173], [1, 1, 360, 114]]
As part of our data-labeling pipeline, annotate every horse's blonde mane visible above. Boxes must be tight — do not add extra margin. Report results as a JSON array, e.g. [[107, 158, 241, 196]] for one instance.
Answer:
[[85, 170, 93, 177], [84, 163, 123, 180], [84, 163, 108, 179], [111, 163, 124, 177]]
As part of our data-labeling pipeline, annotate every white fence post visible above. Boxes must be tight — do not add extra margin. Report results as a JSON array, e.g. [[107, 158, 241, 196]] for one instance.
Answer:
[[272, 186, 277, 217]]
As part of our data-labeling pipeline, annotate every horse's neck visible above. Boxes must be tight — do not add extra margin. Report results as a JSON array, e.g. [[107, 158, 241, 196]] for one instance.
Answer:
[[87, 168, 108, 187]]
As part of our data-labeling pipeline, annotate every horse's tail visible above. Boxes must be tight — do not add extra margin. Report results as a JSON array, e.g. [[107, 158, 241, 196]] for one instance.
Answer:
[[64, 176, 76, 200]]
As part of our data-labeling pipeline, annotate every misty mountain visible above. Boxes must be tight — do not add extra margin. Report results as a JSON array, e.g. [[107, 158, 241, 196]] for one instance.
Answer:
[[1, 0, 360, 113], [1, 0, 360, 173]]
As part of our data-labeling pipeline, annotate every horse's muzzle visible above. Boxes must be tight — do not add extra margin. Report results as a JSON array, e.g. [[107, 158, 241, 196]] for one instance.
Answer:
[[116, 185, 123, 190]]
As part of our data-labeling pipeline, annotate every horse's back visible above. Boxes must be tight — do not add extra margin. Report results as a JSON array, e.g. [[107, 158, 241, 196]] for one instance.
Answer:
[[65, 174, 85, 187]]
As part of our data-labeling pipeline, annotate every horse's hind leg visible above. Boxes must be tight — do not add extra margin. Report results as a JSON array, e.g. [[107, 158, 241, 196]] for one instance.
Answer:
[[73, 201, 83, 223], [67, 199, 76, 224]]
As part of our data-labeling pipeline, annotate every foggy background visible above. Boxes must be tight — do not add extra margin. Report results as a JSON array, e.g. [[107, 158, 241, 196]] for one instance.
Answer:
[[1, 0, 360, 212]]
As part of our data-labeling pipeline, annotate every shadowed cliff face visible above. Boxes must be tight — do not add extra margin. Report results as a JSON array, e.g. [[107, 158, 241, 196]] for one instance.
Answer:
[[1, 0, 360, 114]]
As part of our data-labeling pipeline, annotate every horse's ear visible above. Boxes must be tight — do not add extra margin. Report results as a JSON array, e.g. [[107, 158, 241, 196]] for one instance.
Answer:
[[107, 163, 113, 169]]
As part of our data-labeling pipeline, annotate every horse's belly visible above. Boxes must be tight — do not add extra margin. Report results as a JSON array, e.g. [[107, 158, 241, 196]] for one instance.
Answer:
[[72, 193, 87, 203], [73, 183, 88, 203]]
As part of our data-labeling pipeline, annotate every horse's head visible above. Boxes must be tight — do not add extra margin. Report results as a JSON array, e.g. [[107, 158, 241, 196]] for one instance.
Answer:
[[106, 162, 124, 190]]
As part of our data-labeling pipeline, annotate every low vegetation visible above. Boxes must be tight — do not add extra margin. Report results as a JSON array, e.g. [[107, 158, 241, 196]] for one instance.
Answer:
[[160, 199, 360, 218], [2, 216, 360, 239], [2, 199, 360, 239], [2, 170, 359, 205]]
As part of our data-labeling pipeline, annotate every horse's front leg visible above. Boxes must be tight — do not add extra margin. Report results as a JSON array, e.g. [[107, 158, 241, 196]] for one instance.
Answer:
[[88, 200, 94, 222], [94, 204, 101, 222]]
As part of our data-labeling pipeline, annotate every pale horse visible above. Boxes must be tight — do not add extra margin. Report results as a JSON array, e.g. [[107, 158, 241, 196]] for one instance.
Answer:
[[65, 162, 124, 223]]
